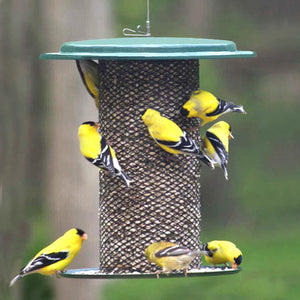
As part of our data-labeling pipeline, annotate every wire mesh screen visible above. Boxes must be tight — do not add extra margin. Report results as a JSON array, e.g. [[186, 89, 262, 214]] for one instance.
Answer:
[[97, 59, 201, 274]]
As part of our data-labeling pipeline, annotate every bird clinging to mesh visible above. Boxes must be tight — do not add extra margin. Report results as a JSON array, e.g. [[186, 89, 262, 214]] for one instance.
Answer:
[[78, 121, 131, 187], [202, 121, 234, 180], [76, 60, 100, 109], [142, 108, 214, 169], [180, 90, 246, 127]]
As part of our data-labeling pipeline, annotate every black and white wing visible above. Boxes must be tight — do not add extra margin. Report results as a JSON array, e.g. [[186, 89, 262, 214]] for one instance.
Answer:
[[206, 131, 229, 178], [206, 98, 246, 116], [87, 136, 115, 174], [10, 251, 69, 287], [206, 131, 228, 165], [21, 251, 69, 275], [155, 245, 193, 258], [156, 131, 214, 168], [156, 131, 200, 155]]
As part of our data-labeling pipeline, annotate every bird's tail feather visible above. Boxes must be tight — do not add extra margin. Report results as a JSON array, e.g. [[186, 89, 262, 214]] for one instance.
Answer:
[[209, 99, 247, 116], [199, 244, 210, 256], [189, 249, 201, 258], [224, 101, 247, 114], [10, 274, 22, 287], [221, 163, 229, 180], [118, 171, 132, 187]]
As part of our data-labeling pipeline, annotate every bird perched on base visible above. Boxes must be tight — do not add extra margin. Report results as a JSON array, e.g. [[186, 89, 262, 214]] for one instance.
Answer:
[[10, 228, 87, 287], [76, 60, 100, 109], [142, 108, 214, 168], [202, 121, 234, 180], [78, 121, 131, 187], [145, 241, 200, 278], [201, 240, 242, 269], [180, 90, 247, 126]]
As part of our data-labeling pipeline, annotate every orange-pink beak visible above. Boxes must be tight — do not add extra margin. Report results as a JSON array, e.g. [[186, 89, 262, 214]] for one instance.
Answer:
[[231, 262, 238, 269], [82, 233, 88, 240], [229, 132, 234, 139], [94, 122, 100, 128]]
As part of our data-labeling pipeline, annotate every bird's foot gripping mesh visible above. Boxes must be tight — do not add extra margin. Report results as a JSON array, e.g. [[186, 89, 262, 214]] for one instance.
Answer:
[[97, 60, 202, 274]]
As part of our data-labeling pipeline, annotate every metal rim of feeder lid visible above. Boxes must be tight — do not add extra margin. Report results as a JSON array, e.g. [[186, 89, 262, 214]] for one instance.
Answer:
[[59, 266, 241, 279], [40, 37, 256, 60]]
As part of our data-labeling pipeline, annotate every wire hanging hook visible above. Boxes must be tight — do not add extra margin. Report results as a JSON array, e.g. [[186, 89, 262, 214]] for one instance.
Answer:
[[123, 0, 151, 37]]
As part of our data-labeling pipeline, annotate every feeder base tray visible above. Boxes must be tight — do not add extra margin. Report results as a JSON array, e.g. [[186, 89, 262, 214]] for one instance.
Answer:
[[60, 267, 241, 279]]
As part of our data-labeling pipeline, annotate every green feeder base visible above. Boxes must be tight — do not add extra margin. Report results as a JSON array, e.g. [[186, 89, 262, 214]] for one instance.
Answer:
[[60, 267, 241, 279]]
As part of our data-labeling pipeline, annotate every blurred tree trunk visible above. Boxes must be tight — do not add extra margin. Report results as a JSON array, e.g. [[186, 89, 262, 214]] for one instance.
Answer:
[[0, 0, 48, 299], [43, 1, 113, 300]]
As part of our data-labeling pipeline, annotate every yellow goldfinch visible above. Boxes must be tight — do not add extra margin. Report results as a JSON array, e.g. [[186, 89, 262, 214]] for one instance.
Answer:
[[10, 228, 87, 286], [145, 241, 200, 278], [201, 240, 242, 269], [180, 90, 247, 126], [78, 121, 131, 187], [142, 108, 214, 168], [76, 60, 100, 108], [203, 121, 234, 180]]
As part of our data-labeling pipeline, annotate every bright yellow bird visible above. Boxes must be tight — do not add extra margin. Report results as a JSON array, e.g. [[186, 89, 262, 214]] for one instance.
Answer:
[[10, 228, 87, 286], [203, 121, 234, 180], [78, 121, 131, 187], [145, 241, 200, 278], [180, 90, 247, 126], [142, 108, 214, 168], [201, 240, 242, 269], [76, 60, 100, 108]]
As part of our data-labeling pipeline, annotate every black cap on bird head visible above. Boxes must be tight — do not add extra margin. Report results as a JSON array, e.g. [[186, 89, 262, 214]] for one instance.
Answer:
[[82, 121, 95, 126], [81, 121, 100, 128], [234, 254, 242, 266], [76, 228, 86, 237]]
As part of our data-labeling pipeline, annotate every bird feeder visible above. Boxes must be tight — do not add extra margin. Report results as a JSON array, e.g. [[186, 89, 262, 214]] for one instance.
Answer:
[[40, 6, 255, 279]]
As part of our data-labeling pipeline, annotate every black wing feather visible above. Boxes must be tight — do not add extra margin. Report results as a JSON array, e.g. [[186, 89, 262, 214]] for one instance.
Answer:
[[88, 136, 115, 174], [206, 131, 228, 164], [156, 131, 200, 154], [155, 245, 192, 258], [206, 98, 243, 117], [21, 251, 69, 275]]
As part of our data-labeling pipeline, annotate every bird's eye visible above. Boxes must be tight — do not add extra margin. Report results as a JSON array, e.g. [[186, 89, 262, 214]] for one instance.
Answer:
[[180, 107, 189, 117]]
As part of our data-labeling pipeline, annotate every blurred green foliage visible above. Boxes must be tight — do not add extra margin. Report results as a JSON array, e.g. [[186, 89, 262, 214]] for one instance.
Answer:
[[21, 217, 54, 300]]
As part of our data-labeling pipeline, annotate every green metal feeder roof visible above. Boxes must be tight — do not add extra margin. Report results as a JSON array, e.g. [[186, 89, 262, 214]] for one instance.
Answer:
[[40, 37, 256, 60]]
